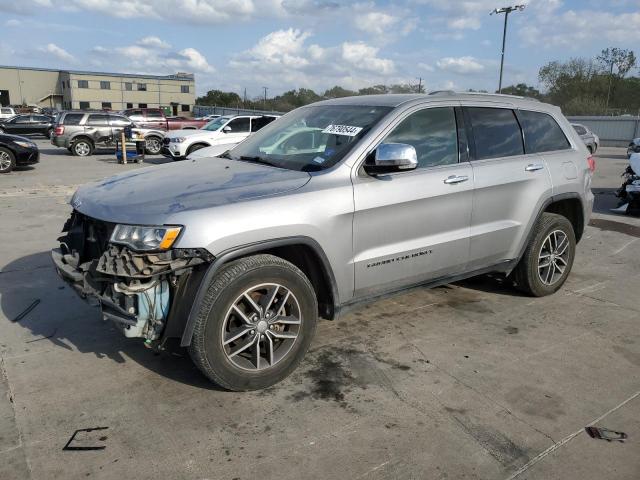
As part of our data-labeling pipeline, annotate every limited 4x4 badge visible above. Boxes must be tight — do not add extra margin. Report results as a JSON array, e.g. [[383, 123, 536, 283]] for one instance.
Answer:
[[367, 249, 433, 269]]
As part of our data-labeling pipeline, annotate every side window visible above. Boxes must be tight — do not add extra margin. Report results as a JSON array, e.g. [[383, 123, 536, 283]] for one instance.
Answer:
[[466, 107, 524, 160], [86, 114, 109, 126], [33, 115, 50, 122], [109, 115, 131, 126], [251, 116, 276, 132], [62, 113, 84, 125], [226, 117, 250, 133], [573, 125, 587, 135], [14, 116, 30, 124], [383, 107, 458, 168], [146, 110, 163, 119], [519, 110, 571, 153]]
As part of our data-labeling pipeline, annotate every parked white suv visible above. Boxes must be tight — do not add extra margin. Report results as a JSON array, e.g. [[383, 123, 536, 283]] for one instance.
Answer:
[[0, 107, 16, 120], [162, 114, 278, 160]]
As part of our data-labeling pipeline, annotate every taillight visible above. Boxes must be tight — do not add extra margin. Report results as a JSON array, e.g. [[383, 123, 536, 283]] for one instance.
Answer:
[[54, 126, 64, 136], [587, 154, 596, 173]]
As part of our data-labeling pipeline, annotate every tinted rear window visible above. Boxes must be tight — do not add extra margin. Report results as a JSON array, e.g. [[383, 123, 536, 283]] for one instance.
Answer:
[[519, 111, 571, 153], [62, 113, 84, 125], [572, 125, 587, 135], [466, 107, 523, 160]]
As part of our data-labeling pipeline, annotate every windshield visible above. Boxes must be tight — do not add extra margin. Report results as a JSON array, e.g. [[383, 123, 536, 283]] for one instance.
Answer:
[[203, 116, 231, 131], [227, 105, 392, 171]]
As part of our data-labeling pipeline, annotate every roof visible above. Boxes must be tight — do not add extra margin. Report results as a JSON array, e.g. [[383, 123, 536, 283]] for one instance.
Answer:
[[315, 91, 548, 109], [0, 65, 194, 81]]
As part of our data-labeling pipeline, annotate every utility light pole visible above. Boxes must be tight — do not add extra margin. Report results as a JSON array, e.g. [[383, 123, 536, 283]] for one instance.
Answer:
[[490, 5, 525, 93], [262, 87, 268, 111]]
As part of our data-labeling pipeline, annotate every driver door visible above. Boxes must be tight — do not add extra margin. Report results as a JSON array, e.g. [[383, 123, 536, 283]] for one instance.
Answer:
[[352, 105, 474, 298]]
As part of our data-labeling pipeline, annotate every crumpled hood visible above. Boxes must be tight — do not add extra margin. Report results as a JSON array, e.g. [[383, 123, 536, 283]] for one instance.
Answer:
[[72, 158, 311, 225]]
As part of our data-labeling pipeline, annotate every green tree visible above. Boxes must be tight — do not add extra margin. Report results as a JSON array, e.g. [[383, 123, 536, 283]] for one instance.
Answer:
[[323, 86, 357, 98], [497, 83, 542, 99], [196, 89, 242, 107]]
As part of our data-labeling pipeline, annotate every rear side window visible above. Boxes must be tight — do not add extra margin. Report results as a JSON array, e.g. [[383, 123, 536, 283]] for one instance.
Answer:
[[62, 113, 84, 125], [87, 114, 109, 126], [466, 107, 524, 160], [519, 111, 571, 153], [572, 125, 587, 135], [383, 107, 458, 168], [251, 116, 276, 132], [146, 110, 163, 119]]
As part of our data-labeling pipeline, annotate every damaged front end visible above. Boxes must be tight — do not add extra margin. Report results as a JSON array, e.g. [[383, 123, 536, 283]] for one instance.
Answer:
[[51, 211, 212, 345]]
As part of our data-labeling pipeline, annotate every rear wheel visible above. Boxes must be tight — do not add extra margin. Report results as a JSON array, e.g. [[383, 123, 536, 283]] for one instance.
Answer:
[[0, 147, 15, 173], [46, 128, 54, 139], [587, 145, 593, 154], [513, 212, 576, 296], [189, 254, 318, 391], [71, 139, 93, 157]]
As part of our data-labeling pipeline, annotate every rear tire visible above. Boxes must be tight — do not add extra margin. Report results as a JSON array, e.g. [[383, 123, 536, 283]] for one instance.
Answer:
[[0, 147, 15, 173], [189, 254, 318, 391], [46, 128, 53, 139], [71, 139, 93, 157], [513, 213, 576, 297]]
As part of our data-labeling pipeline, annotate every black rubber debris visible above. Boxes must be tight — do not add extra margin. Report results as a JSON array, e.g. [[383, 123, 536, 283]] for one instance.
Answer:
[[585, 426, 627, 443], [11, 299, 41, 323]]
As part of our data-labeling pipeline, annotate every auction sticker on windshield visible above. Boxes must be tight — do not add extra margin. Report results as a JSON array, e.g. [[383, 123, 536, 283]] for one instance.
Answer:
[[322, 124, 363, 137]]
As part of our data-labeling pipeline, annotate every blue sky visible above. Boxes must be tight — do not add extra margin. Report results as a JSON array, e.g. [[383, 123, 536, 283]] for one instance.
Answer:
[[1, 0, 639, 98]]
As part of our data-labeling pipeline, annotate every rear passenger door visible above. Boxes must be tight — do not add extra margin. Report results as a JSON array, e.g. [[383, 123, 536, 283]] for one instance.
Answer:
[[85, 114, 112, 144], [463, 105, 553, 270]]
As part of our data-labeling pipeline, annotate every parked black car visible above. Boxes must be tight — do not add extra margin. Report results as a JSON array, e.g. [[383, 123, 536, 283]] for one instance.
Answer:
[[0, 133, 39, 173], [0, 114, 55, 138]]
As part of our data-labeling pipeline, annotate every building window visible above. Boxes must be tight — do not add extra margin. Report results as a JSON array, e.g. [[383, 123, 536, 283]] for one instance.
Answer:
[[181, 85, 190, 93], [79, 101, 90, 110], [137, 83, 147, 91], [138, 103, 147, 108], [181, 104, 190, 112], [100, 81, 110, 90], [78, 80, 89, 89], [124, 82, 132, 91], [61, 82, 65, 90], [102, 102, 112, 110], [126, 103, 133, 109]]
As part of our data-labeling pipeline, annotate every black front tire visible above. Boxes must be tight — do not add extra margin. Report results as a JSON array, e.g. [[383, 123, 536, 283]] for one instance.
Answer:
[[189, 254, 318, 391], [513, 212, 576, 297], [0, 147, 15, 173], [186, 144, 206, 156]]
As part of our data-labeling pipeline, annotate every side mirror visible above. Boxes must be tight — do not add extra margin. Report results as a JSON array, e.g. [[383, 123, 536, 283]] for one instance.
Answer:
[[223, 126, 232, 133], [364, 143, 418, 175]]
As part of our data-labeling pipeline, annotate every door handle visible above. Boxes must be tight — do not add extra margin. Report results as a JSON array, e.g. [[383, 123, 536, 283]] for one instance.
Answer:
[[444, 175, 469, 184], [525, 163, 544, 172]]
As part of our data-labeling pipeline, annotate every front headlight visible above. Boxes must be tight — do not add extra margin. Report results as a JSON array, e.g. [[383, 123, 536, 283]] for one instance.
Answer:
[[110, 224, 182, 251], [170, 137, 186, 143], [14, 140, 36, 148]]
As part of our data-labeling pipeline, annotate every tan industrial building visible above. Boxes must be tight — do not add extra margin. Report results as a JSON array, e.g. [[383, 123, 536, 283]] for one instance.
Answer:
[[0, 65, 196, 115]]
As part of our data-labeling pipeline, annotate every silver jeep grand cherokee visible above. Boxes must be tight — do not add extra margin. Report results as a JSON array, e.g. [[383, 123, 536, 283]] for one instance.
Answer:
[[52, 92, 595, 391]]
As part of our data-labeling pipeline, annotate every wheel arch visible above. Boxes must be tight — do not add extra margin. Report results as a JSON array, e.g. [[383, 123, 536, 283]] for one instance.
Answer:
[[70, 135, 95, 146], [186, 142, 210, 155], [179, 236, 339, 347]]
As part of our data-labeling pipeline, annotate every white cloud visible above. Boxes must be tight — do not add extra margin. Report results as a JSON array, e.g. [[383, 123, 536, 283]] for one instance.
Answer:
[[341, 42, 395, 75], [228, 28, 398, 92], [137, 36, 171, 49], [436, 56, 485, 74], [38, 43, 75, 63], [168, 48, 215, 73], [353, 11, 417, 39], [4, 19, 22, 27], [448, 17, 481, 30]]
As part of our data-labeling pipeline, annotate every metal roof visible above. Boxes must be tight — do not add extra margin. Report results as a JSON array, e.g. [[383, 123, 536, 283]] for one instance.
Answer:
[[0, 65, 194, 81]]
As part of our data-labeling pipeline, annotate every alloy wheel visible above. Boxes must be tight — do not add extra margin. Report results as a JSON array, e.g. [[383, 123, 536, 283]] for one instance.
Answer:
[[146, 138, 161, 154], [221, 283, 302, 371], [0, 151, 11, 171], [538, 229, 570, 286], [75, 142, 90, 156]]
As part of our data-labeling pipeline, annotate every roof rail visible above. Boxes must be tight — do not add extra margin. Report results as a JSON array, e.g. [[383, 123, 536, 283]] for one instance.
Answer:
[[428, 90, 456, 96], [428, 90, 541, 102]]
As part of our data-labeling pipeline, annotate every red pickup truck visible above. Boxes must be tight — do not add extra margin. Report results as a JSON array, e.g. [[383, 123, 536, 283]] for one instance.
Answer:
[[121, 108, 207, 131]]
